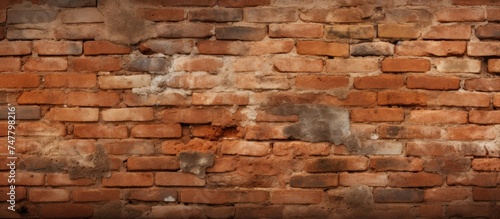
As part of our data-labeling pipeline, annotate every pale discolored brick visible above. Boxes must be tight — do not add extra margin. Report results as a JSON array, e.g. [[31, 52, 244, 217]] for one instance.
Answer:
[[98, 75, 151, 89]]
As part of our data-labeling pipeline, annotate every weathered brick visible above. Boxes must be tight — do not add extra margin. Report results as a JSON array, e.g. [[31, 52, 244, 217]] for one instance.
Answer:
[[55, 24, 103, 40], [382, 58, 430, 72], [354, 74, 404, 90], [70, 57, 121, 71], [220, 141, 270, 156], [218, 0, 269, 7], [7, 8, 58, 24], [144, 206, 203, 218], [355, 140, 404, 155], [469, 110, 500, 124], [351, 108, 404, 122], [447, 172, 497, 187], [427, 158, 470, 174], [123, 92, 187, 106], [244, 7, 298, 23], [452, 0, 500, 5], [235, 206, 284, 219], [180, 189, 269, 204], [83, 41, 131, 55], [0, 57, 20, 71], [60, 8, 103, 23], [73, 189, 120, 202], [163, 75, 218, 89], [468, 42, 500, 56], [156, 23, 213, 38], [18, 90, 65, 105], [74, 124, 127, 139], [197, 40, 294, 55], [300, 8, 362, 23], [389, 172, 443, 187], [296, 41, 349, 57], [140, 39, 193, 55], [447, 125, 496, 140], [296, 75, 349, 90], [47, 0, 96, 7], [423, 25, 471, 40], [29, 189, 70, 202], [326, 58, 379, 73], [476, 24, 500, 39], [305, 156, 368, 172], [378, 24, 421, 39], [407, 141, 487, 157], [378, 91, 427, 106], [290, 174, 338, 188], [466, 78, 500, 91], [192, 92, 249, 105], [370, 157, 423, 171], [161, 139, 217, 155], [0, 41, 30, 56], [269, 24, 323, 38], [102, 172, 154, 187], [102, 108, 154, 121], [435, 58, 481, 73], [339, 173, 388, 187], [206, 157, 237, 173], [271, 190, 323, 204], [0, 73, 39, 88], [408, 110, 467, 124], [157, 0, 215, 6], [325, 25, 374, 39], [156, 172, 205, 186], [189, 8, 242, 22], [128, 57, 170, 72], [436, 8, 485, 22], [34, 40, 82, 55], [17, 122, 66, 137], [0, 105, 40, 120], [39, 204, 93, 218], [175, 56, 223, 73], [407, 75, 460, 90], [396, 41, 466, 56], [245, 123, 288, 140], [374, 189, 424, 203], [235, 74, 290, 90], [472, 158, 500, 171], [98, 75, 150, 89], [128, 188, 177, 202], [131, 124, 182, 138], [25, 57, 67, 71], [424, 188, 469, 202], [67, 91, 120, 107], [273, 142, 329, 156], [6, 28, 46, 40], [45, 107, 98, 122], [274, 57, 323, 72], [101, 139, 154, 155], [386, 9, 432, 23], [428, 92, 490, 107], [47, 174, 94, 186], [378, 125, 441, 139], [215, 26, 266, 41], [138, 8, 185, 21], [489, 59, 500, 73], [351, 42, 394, 56]]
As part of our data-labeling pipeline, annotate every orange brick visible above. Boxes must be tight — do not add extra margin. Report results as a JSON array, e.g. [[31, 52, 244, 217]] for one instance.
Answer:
[[0, 173, 44, 186], [128, 188, 177, 202], [160, 0, 216, 6], [472, 158, 500, 171], [495, 94, 500, 107], [45, 107, 99, 122], [73, 189, 120, 202], [351, 108, 404, 122], [428, 92, 490, 107], [45, 73, 96, 88], [67, 91, 120, 107], [487, 8, 500, 21], [127, 156, 179, 171], [131, 124, 182, 138], [378, 91, 427, 106], [468, 42, 500, 56], [161, 139, 217, 155], [206, 157, 237, 173], [370, 157, 423, 171], [102, 172, 154, 187], [271, 190, 323, 204], [408, 110, 467, 124], [273, 142, 329, 156], [469, 110, 500, 124], [274, 57, 323, 72], [447, 125, 496, 140], [244, 7, 297, 23], [423, 25, 471, 40], [339, 173, 388, 187], [0, 73, 39, 88], [290, 174, 338, 188], [0, 57, 21, 71], [192, 92, 249, 105], [407, 75, 460, 90], [33, 40, 82, 55], [448, 172, 497, 187], [326, 58, 379, 73], [378, 23, 421, 39], [300, 8, 362, 23], [0, 41, 31, 56], [436, 8, 485, 22], [156, 172, 205, 186], [220, 141, 270, 156], [488, 59, 500, 73], [39, 204, 93, 218], [296, 41, 349, 57], [354, 74, 404, 90], [69, 57, 121, 71], [424, 157, 472, 173], [47, 174, 94, 186], [180, 189, 269, 204], [138, 8, 185, 21], [24, 57, 67, 71], [382, 58, 430, 72], [17, 122, 66, 136], [389, 172, 443, 187], [102, 108, 154, 121], [325, 24, 374, 39], [244, 123, 288, 140], [174, 56, 223, 73], [269, 24, 323, 38], [295, 75, 349, 90], [73, 124, 128, 139], [83, 41, 131, 55], [29, 189, 70, 202], [305, 156, 369, 172], [424, 188, 469, 202], [378, 125, 441, 139], [395, 41, 466, 56]]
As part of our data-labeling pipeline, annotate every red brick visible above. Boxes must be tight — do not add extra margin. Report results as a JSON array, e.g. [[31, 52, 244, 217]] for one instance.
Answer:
[[326, 58, 379, 73], [220, 141, 270, 156], [448, 172, 497, 186], [131, 124, 182, 138], [407, 141, 487, 157], [29, 189, 70, 202], [45, 107, 99, 122], [138, 8, 184, 21], [192, 92, 249, 105], [469, 110, 500, 124], [305, 156, 369, 173], [339, 173, 388, 186], [45, 73, 96, 88], [206, 157, 237, 173], [161, 139, 217, 155], [295, 75, 348, 90], [446, 125, 496, 140], [255, 110, 299, 122], [0, 73, 39, 88], [188, 8, 242, 22], [0, 41, 31, 56], [354, 74, 404, 90], [472, 158, 500, 171], [102, 108, 153, 121], [446, 204, 492, 218], [244, 123, 288, 140], [156, 23, 213, 38], [388, 172, 443, 187], [378, 91, 427, 106], [296, 41, 349, 57], [98, 75, 150, 89], [17, 122, 66, 136], [73, 189, 120, 202], [468, 42, 500, 56], [396, 41, 466, 56], [476, 23, 500, 39], [424, 188, 469, 202], [0, 57, 20, 71], [127, 156, 178, 171], [271, 189, 323, 204], [24, 57, 67, 71], [102, 172, 154, 187], [160, 0, 216, 6], [0, 172, 44, 186], [180, 189, 269, 204], [218, 0, 269, 7], [325, 24, 374, 39], [140, 39, 193, 55], [374, 188, 424, 203], [174, 56, 223, 73], [39, 204, 93, 218], [487, 8, 500, 21], [123, 92, 187, 106], [70, 57, 121, 71], [269, 24, 323, 38], [290, 174, 338, 188], [436, 8, 485, 22], [33, 40, 82, 55], [274, 57, 323, 73], [67, 91, 120, 107], [244, 7, 297, 22], [55, 24, 103, 40], [428, 92, 490, 107], [378, 125, 441, 139], [495, 94, 500, 107], [489, 59, 500, 73], [382, 58, 430, 72], [156, 172, 205, 186], [370, 157, 423, 171], [128, 188, 177, 202], [235, 74, 290, 90], [273, 141, 329, 156], [300, 8, 362, 23], [60, 8, 103, 23], [473, 187, 500, 201], [408, 110, 467, 124], [74, 124, 128, 139], [407, 75, 460, 90], [160, 108, 230, 125], [83, 41, 131, 55], [350, 108, 404, 122], [47, 174, 94, 186], [378, 23, 421, 39], [435, 58, 481, 73], [235, 206, 284, 219]]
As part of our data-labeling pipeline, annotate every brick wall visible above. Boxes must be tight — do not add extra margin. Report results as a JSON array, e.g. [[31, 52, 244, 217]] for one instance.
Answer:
[[1, 0, 500, 218]]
